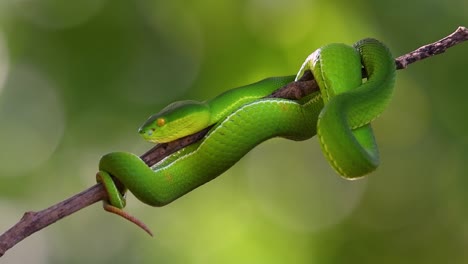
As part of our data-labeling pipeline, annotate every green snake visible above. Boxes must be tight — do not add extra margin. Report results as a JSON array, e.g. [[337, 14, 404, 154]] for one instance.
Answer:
[[96, 38, 395, 234]]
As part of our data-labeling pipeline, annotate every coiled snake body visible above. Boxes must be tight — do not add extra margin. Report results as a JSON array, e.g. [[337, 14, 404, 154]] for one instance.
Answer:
[[96, 38, 395, 234]]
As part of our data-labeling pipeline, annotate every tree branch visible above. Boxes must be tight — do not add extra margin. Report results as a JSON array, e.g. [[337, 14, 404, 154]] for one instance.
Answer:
[[1, 26, 467, 257]]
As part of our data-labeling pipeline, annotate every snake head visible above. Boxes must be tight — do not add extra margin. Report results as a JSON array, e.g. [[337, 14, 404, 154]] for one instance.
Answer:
[[138, 100, 211, 143]]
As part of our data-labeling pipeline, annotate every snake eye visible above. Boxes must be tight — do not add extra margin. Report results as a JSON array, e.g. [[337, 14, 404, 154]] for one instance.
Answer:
[[156, 118, 166, 127]]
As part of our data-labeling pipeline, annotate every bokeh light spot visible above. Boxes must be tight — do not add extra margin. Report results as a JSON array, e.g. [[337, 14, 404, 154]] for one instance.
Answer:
[[246, 139, 367, 233], [0, 65, 65, 176]]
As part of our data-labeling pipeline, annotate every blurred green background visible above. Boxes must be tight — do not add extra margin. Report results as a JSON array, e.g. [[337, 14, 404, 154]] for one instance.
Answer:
[[0, 0, 467, 263]]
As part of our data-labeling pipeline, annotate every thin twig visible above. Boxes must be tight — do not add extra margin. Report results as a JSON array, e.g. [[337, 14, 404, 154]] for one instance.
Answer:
[[1, 26, 467, 257], [395, 26, 468, 69]]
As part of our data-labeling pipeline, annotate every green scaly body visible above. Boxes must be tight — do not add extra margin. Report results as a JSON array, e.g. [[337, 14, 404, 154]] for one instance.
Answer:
[[100, 92, 322, 206], [96, 38, 396, 232]]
